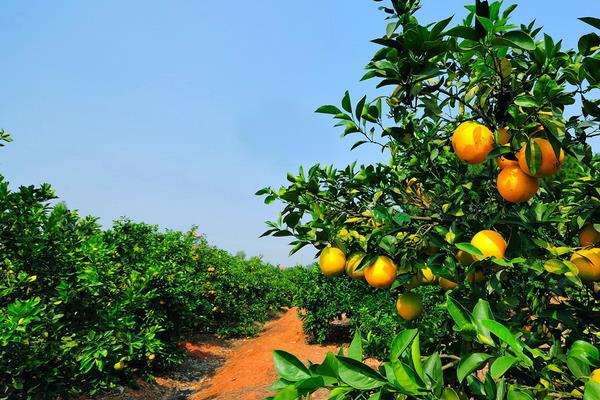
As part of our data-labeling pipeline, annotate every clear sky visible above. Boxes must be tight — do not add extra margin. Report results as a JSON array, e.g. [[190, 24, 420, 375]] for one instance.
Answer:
[[1, 1, 598, 266]]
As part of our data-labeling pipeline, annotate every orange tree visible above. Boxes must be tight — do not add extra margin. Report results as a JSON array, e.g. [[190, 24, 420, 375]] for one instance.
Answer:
[[259, 0, 600, 398]]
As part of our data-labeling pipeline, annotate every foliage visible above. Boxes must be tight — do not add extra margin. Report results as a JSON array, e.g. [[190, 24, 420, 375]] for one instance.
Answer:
[[269, 299, 600, 399], [260, 0, 600, 398], [0, 175, 293, 399], [293, 265, 450, 359]]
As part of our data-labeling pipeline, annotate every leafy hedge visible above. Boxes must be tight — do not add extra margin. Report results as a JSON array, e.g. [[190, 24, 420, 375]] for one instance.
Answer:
[[293, 265, 451, 359], [0, 174, 294, 399]]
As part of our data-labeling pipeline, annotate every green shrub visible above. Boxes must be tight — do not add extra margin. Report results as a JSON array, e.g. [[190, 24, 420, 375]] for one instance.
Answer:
[[0, 174, 293, 399]]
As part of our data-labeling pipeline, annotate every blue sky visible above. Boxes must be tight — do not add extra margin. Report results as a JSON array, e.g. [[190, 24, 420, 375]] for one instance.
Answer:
[[1, 1, 598, 266]]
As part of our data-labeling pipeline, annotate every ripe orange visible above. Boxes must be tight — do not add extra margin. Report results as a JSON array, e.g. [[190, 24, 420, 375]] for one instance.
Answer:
[[496, 166, 539, 203], [471, 230, 507, 260], [451, 121, 495, 164], [396, 293, 423, 321], [579, 224, 600, 247], [591, 368, 600, 383], [455, 250, 474, 265], [319, 247, 346, 277], [496, 126, 512, 145], [148, 354, 156, 361], [495, 154, 519, 170], [467, 270, 486, 283], [439, 277, 458, 290], [345, 252, 366, 280], [516, 138, 564, 178], [570, 250, 600, 282], [364, 256, 398, 288]]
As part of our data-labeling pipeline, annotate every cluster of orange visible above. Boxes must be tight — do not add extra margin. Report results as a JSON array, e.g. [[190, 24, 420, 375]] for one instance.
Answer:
[[452, 122, 564, 203], [453, 121, 600, 280], [319, 229, 507, 321], [317, 120, 600, 321]]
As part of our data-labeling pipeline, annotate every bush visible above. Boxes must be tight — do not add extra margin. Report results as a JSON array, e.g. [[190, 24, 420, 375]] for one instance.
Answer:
[[293, 265, 451, 359], [0, 174, 293, 399]]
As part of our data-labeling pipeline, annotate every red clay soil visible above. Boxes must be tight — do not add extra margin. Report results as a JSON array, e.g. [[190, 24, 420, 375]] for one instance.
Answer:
[[97, 307, 343, 400], [191, 307, 341, 400]]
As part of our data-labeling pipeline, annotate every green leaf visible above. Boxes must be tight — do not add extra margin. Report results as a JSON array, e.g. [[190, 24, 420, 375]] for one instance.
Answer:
[[446, 26, 480, 41], [379, 235, 398, 254], [336, 356, 386, 390], [328, 387, 354, 400], [525, 138, 542, 177], [472, 299, 495, 346], [455, 243, 483, 257], [498, 31, 535, 50], [567, 355, 591, 378], [348, 332, 363, 361], [481, 320, 532, 365], [568, 341, 600, 365], [585, 381, 600, 400], [457, 353, 492, 383], [514, 95, 541, 108], [385, 360, 424, 393], [490, 356, 518, 379], [273, 384, 299, 400], [411, 333, 424, 381], [441, 388, 460, 400], [507, 391, 534, 400], [390, 329, 419, 360], [446, 296, 476, 333], [423, 353, 443, 393], [544, 259, 570, 274], [315, 352, 339, 383], [315, 105, 342, 115], [431, 16, 454, 37], [580, 17, 600, 31], [295, 376, 325, 391], [392, 212, 411, 226], [273, 350, 312, 382], [342, 91, 352, 113], [356, 96, 367, 121]]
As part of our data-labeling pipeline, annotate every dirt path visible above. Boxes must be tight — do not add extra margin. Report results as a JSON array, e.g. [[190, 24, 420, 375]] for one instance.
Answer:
[[191, 307, 340, 400], [98, 308, 343, 400]]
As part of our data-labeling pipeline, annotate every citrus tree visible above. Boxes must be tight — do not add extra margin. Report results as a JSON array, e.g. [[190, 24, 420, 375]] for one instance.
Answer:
[[259, 0, 600, 398]]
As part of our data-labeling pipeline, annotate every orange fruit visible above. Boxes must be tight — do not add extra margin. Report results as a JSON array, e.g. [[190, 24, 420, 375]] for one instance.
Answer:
[[456, 250, 474, 265], [396, 293, 423, 321], [579, 224, 600, 247], [467, 270, 486, 283], [495, 154, 519, 170], [439, 277, 459, 290], [319, 247, 346, 277], [345, 252, 366, 280], [496, 166, 539, 203], [516, 138, 565, 178], [148, 354, 156, 361], [570, 250, 600, 282], [496, 126, 512, 145], [471, 230, 507, 260], [591, 368, 600, 383], [364, 256, 398, 288], [451, 122, 495, 164]]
